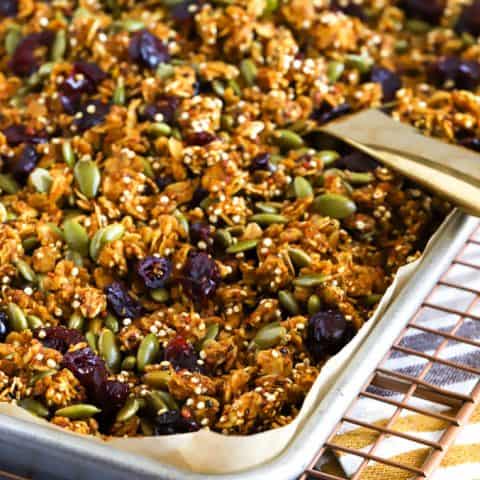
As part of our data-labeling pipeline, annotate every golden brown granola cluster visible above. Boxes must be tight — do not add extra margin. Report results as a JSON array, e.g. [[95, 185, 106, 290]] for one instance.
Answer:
[[0, 0, 475, 437]]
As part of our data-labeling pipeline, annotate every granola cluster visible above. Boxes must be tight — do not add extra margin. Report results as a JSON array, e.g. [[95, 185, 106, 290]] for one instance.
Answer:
[[0, 0, 475, 437]]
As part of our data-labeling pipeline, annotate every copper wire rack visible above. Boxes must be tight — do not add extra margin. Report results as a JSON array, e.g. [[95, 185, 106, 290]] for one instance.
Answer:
[[302, 225, 480, 480]]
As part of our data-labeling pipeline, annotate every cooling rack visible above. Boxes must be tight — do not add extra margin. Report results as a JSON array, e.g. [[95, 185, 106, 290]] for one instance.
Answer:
[[302, 225, 480, 480]]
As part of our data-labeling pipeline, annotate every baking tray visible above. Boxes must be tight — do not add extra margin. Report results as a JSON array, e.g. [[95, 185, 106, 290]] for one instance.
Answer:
[[0, 211, 477, 480]]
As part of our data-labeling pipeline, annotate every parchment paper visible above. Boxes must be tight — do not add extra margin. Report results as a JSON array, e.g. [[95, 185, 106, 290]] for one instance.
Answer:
[[0, 211, 454, 474]]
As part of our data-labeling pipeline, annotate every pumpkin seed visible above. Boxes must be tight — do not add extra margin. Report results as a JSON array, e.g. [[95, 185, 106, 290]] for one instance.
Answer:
[[120, 19, 145, 32], [250, 213, 288, 225], [51, 29, 66, 61], [293, 176, 313, 199], [255, 202, 278, 214], [85, 331, 98, 352], [150, 288, 169, 303], [327, 61, 345, 83], [272, 129, 304, 151], [88, 317, 103, 334], [345, 54, 373, 74], [155, 390, 178, 410], [113, 76, 125, 105], [143, 370, 171, 389], [199, 323, 219, 350], [253, 322, 286, 349], [0, 174, 20, 194], [212, 79, 225, 97], [288, 248, 311, 268], [62, 141, 76, 167], [278, 290, 300, 315], [228, 78, 241, 96], [226, 239, 258, 254], [122, 355, 137, 371], [14, 259, 37, 283], [173, 210, 189, 236], [363, 293, 382, 306], [98, 329, 121, 373], [394, 39, 409, 53], [74, 159, 101, 199], [55, 404, 101, 419], [307, 294, 322, 315], [68, 312, 85, 331], [221, 114, 234, 131], [47, 222, 64, 239], [89, 223, 125, 260], [263, 0, 278, 14], [65, 250, 83, 267], [22, 236, 39, 251], [140, 417, 154, 435], [294, 274, 328, 287], [344, 171, 375, 185], [214, 229, 233, 249], [7, 303, 28, 332], [5, 26, 21, 55], [27, 314, 43, 329], [29, 369, 56, 386], [104, 313, 119, 332], [116, 397, 141, 422], [148, 122, 172, 137], [18, 398, 49, 418], [63, 219, 89, 257], [141, 157, 155, 178], [29, 168, 52, 193], [146, 391, 168, 415], [312, 193, 357, 219], [240, 59, 257, 86], [156, 62, 175, 80], [406, 19, 430, 34], [137, 333, 159, 372]]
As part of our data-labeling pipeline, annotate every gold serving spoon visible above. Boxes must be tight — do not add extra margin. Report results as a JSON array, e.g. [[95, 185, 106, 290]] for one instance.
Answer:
[[320, 109, 480, 217]]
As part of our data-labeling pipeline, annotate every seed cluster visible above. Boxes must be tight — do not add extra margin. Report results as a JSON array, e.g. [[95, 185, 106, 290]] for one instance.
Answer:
[[0, 0, 473, 437]]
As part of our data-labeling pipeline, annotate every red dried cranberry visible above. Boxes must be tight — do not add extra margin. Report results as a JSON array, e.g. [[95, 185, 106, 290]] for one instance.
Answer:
[[370, 67, 402, 102], [190, 222, 211, 246], [181, 251, 219, 302], [335, 151, 379, 172], [3, 125, 48, 147], [0, 312, 8, 342], [139, 96, 180, 125], [62, 347, 108, 393], [0, 0, 18, 17], [165, 335, 200, 371], [185, 131, 217, 146], [105, 282, 144, 319], [155, 174, 174, 191], [11, 144, 39, 183], [9, 30, 54, 77], [427, 57, 480, 91], [73, 100, 111, 133], [95, 380, 129, 411], [189, 187, 209, 208], [129, 30, 170, 70], [305, 309, 355, 362], [331, 0, 366, 19], [250, 153, 271, 172], [154, 410, 200, 435], [455, 0, 480, 36], [35, 326, 85, 353], [399, 0, 445, 24], [136, 256, 172, 289], [311, 102, 352, 125]]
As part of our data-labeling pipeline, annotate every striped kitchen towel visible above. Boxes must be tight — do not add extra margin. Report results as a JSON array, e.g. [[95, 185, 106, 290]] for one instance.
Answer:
[[322, 226, 480, 480]]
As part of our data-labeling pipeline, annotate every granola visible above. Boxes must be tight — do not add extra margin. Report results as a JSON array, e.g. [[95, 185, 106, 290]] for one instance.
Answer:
[[0, 0, 475, 437]]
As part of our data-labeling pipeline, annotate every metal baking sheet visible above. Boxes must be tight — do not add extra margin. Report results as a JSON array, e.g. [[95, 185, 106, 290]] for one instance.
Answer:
[[0, 211, 477, 480]]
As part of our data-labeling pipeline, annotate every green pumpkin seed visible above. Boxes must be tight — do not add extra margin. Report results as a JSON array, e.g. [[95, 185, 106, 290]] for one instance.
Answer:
[[226, 239, 258, 254], [29, 168, 53, 193], [173, 210, 189, 236], [394, 39, 409, 53], [18, 398, 49, 418], [7, 303, 28, 332], [113, 76, 125, 105], [327, 61, 345, 83], [344, 171, 375, 185], [55, 404, 101, 419], [98, 329, 121, 373], [140, 417, 154, 435], [272, 130, 304, 151], [116, 397, 141, 422], [63, 219, 89, 257], [62, 141, 76, 167], [212, 79, 225, 97], [27, 314, 43, 329], [307, 294, 322, 315], [65, 250, 84, 267], [253, 322, 286, 349], [214, 229, 233, 249], [156, 62, 175, 80], [74, 159, 101, 199], [51, 30, 67, 61], [68, 312, 85, 331], [255, 202, 279, 214], [155, 390, 178, 410], [143, 370, 171, 389], [22, 236, 39, 251], [5, 26, 21, 55], [278, 290, 300, 315], [221, 114, 234, 131], [89, 223, 125, 260], [148, 122, 172, 137], [228, 78, 241, 96], [146, 391, 168, 415], [312, 193, 357, 219], [150, 288, 169, 303], [406, 19, 430, 34], [105, 313, 119, 332], [122, 355, 137, 371], [345, 54, 373, 74], [250, 213, 288, 225], [288, 248, 311, 268], [294, 274, 328, 287], [240, 59, 257, 86], [199, 323, 219, 350], [317, 150, 340, 167], [293, 177, 313, 199], [363, 293, 382, 306], [85, 331, 98, 352], [0, 174, 20, 194], [14, 259, 37, 283], [263, 0, 278, 14], [29, 369, 56, 386], [120, 19, 145, 32], [137, 333, 159, 372]]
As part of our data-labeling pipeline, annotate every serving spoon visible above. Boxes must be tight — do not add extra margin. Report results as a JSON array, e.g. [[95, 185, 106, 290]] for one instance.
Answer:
[[320, 109, 480, 217]]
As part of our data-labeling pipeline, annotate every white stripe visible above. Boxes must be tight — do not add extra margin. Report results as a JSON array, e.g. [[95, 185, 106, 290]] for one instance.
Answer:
[[431, 461, 480, 480]]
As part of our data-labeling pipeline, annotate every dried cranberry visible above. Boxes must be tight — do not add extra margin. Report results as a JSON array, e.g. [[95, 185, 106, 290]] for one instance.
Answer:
[[190, 222, 211, 246], [95, 380, 129, 411], [0, 0, 18, 17], [335, 151, 380, 172], [185, 131, 217, 146], [305, 309, 355, 362], [36, 326, 85, 353], [427, 56, 480, 91], [311, 102, 352, 125], [154, 410, 200, 435], [166, 0, 204, 22], [455, 0, 480, 36], [181, 250, 219, 302], [0, 312, 8, 342], [9, 31, 54, 77], [155, 174, 174, 191], [165, 335, 200, 371], [129, 30, 170, 70], [331, 0, 366, 19], [189, 187, 209, 208], [139, 96, 180, 125], [459, 137, 480, 152], [250, 153, 271, 172], [370, 67, 402, 102], [3, 125, 48, 147], [399, 0, 446, 24], [11, 144, 39, 183], [105, 282, 144, 319], [136, 256, 172, 289], [73, 100, 111, 133]]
